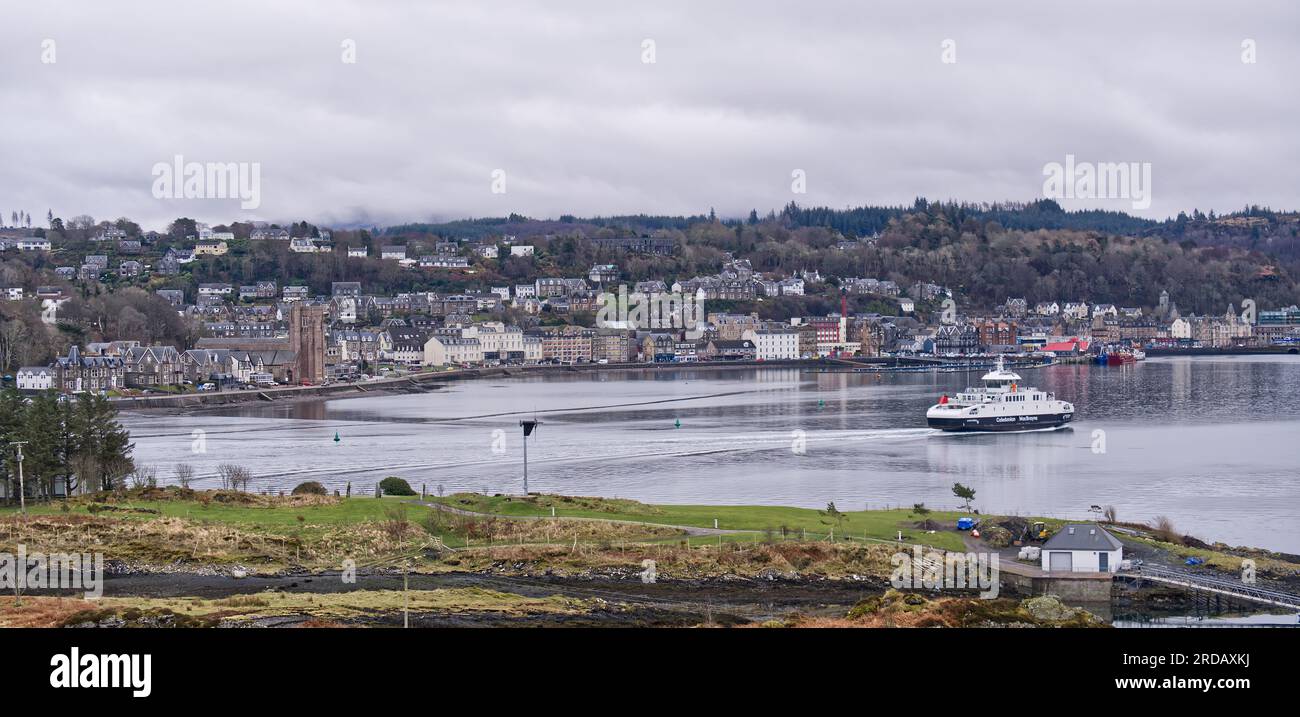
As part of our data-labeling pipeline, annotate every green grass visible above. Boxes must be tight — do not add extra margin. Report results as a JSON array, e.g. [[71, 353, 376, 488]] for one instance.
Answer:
[[431, 493, 972, 551], [10, 491, 1291, 577], [2, 491, 980, 552]]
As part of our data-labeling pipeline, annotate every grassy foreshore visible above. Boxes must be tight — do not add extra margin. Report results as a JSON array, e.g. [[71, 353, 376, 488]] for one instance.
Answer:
[[4, 487, 1296, 575], [2, 487, 1295, 627]]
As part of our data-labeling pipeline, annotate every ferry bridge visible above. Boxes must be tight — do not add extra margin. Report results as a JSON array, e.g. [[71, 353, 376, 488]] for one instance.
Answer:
[[1120, 564, 1300, 611]]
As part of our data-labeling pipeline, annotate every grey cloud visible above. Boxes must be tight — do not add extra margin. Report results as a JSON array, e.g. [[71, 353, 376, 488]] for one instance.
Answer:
[[0, 0, 1296, 229]]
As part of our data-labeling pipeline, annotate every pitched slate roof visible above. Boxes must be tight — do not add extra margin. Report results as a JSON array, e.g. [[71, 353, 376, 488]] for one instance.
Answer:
[[1042, 523, 1122, 551]]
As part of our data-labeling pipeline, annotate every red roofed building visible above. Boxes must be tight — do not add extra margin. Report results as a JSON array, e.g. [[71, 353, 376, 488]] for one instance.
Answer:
[[1041, 337, 1090, 355]]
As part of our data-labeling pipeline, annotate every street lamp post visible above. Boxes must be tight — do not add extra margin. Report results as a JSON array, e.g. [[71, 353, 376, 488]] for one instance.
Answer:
[[13, 441, 28, 515], [519, 420, 541, 495]]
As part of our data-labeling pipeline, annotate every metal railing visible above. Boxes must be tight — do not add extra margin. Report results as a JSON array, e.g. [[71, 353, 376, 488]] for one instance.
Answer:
[[1126, 564, 1300, 609]]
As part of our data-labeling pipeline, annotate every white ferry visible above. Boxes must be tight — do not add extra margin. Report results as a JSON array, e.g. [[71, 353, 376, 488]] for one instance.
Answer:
[[925, 356, 1074, 432]]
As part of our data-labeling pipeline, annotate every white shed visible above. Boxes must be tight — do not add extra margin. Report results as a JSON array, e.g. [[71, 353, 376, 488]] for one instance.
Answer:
[[1040, 523, 1123, 573]]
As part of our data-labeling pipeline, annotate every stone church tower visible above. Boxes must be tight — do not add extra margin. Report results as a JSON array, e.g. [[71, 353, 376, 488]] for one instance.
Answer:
[[290, 303, 327, 384]]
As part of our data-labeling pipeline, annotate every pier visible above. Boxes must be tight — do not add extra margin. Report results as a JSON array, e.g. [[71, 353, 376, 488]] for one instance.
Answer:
[[1118, 564, 1300, 611]]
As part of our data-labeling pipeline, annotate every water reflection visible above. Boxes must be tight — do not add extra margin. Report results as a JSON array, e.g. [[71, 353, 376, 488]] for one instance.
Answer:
[[122, 356, 1300, 552]]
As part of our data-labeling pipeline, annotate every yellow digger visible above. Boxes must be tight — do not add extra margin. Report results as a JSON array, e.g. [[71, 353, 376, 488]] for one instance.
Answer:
[[1012, 520, 1050, 545]]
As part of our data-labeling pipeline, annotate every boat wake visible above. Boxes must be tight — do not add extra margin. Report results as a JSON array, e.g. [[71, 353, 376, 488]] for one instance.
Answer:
[[931, 424, 1074, 437], [157, 426, 938, 490]]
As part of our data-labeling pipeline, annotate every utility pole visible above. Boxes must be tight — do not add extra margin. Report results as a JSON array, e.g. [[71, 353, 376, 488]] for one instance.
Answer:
[[519, 420, 541, 495], [12, 441, 28, 515]]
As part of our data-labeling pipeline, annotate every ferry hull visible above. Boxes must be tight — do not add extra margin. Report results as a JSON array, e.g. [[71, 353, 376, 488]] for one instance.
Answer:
[[927, 412, 1073, 432]]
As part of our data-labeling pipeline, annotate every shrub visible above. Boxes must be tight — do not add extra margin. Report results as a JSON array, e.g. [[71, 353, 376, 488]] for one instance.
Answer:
[[421, 508, 448, 535], [1151, 515, 1178, 543], [383, 506, 412, 541], [847, 597, 882, 619], [291, 481, 328, 496], [379, 476, 416, 496]]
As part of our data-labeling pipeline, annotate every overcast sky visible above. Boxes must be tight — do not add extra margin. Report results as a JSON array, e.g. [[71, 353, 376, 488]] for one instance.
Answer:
[[1, 0, 1297, 230]]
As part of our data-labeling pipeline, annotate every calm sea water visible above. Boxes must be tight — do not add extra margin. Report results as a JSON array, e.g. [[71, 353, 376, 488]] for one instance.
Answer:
[[123, 355, 1300, 553]]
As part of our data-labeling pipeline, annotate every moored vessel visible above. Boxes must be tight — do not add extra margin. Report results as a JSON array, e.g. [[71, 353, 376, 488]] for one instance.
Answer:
[[1106, 351, 1136, 365]]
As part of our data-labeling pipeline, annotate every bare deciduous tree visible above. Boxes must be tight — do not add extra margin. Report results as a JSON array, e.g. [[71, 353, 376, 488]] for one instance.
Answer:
[[68, 453, 99, 496], [128, 464, 157, 489], [216, 463, 253, 492], [1152, 515, 1178, 543], [0, 319, 28, 372], [104, 456, 134, 493], [174, 463, 194, 489]]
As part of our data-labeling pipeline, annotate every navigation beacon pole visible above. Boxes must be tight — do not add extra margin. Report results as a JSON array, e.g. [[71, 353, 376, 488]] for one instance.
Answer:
[[519, 420, 541, 495]]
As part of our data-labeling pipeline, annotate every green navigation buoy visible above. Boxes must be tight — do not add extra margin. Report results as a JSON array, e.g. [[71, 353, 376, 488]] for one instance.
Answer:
[[674, 418, 681, 429], [818, 399, 825, 408], [333, 431, 340, 443]]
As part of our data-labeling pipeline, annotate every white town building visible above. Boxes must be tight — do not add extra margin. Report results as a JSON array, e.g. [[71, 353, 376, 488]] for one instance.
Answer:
[[422, 335, 483, 366], [16, 366, 54, 390], [742, 328, 800, 361]]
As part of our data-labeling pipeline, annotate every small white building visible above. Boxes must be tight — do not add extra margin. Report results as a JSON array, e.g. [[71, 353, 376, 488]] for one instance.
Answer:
[[422, 334, 483, 366], [510, 245, 535, 257], [289, 237, 322, 253], [198, 283, 233, 297], [16, 366, 54, 391], [18, 239, 52, 251], [1091, 303, 1118, 318], [1062, 302, 1090, 320], [1041, 523, 1123, 573], [777, 277, 804, 296]]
